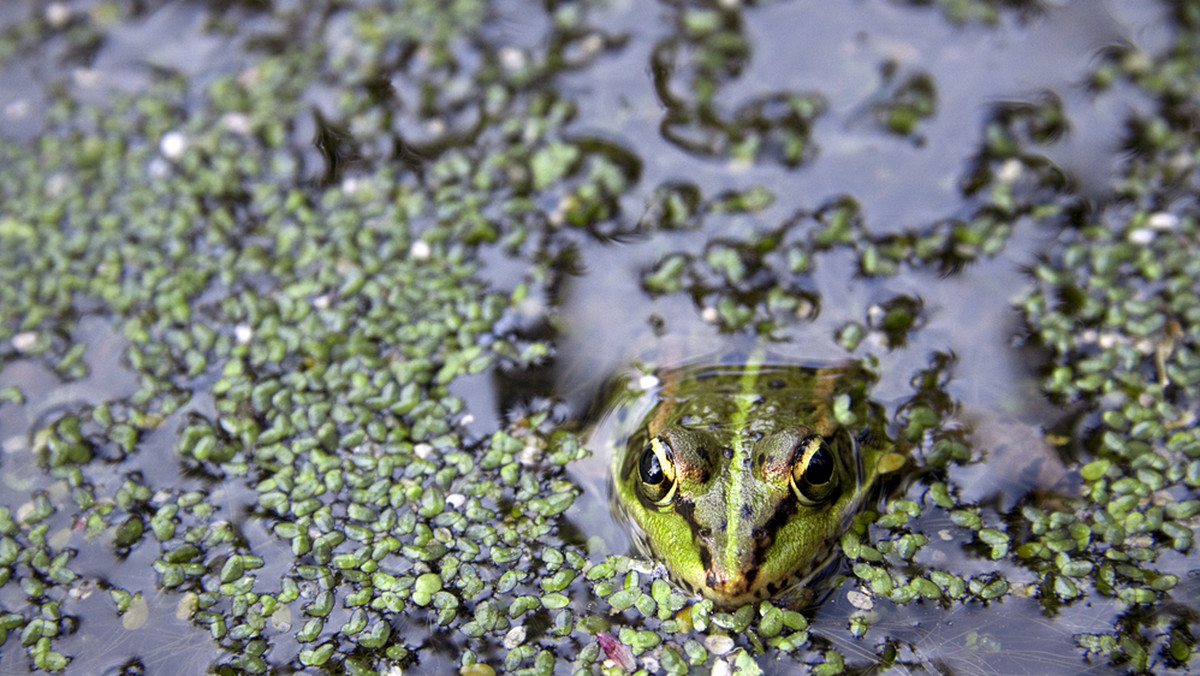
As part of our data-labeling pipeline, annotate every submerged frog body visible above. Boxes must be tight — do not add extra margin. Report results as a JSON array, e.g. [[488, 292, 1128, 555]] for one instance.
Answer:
[[609, 359, 888, 606]]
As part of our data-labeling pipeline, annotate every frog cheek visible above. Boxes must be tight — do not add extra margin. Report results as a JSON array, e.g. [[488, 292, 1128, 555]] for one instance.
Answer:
[[665, 530, 708, 590], [637, 511, 707, 594]]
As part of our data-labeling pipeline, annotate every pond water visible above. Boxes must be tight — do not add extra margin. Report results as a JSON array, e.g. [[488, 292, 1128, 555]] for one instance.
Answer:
[[0, 0, 1197, 674]]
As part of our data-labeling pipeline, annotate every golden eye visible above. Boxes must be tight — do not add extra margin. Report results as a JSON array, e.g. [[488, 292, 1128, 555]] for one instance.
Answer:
[[790, 434, 836, 506], [638, 436, 677, 504]]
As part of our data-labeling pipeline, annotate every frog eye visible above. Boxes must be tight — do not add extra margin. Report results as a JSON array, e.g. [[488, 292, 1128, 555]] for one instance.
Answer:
[[790, 434, 836, 506], [637, 436, 678, 504]]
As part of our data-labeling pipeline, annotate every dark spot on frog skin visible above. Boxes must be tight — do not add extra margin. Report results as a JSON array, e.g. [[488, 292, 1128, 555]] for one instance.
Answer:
[[743, 565, 760, 586], [757, 500, 799, 557], [769, 378, 786, 389], [722, 447, 734, 459], [763, 499, 801, 537], [741, 503, 753, 519], [674, 498, 696, 522]]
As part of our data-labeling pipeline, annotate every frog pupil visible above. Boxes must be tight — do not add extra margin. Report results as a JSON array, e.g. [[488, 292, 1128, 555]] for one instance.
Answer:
[[790, 435, 837, 505], [639, 444, 664, 484], [804, 439, 833, 485]]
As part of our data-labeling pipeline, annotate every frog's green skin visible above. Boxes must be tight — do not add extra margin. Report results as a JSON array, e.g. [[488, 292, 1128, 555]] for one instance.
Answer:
[[610, 359, 886, 607]]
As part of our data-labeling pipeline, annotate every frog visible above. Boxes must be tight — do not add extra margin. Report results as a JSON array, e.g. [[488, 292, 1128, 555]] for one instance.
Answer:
[[606, 353, 894, 607]]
